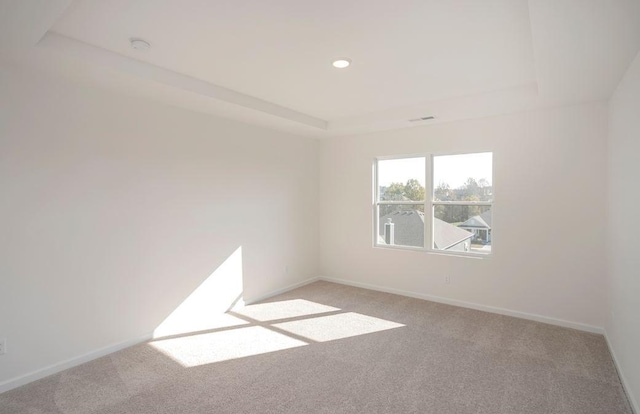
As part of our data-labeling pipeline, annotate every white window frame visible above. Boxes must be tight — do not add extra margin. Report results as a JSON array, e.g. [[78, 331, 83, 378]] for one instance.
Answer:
[[373, 151, 493, 258]]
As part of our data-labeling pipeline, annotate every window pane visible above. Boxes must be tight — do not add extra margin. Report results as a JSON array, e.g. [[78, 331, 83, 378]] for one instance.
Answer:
[[433, 153, 493, 202], [378, 157, 425, 202], [433, 205, 491, 254], [378, 205, 425, 248]]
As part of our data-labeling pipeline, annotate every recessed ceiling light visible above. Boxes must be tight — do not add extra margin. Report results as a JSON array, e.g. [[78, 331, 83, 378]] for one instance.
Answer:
[[130, 38, 151, 52], [331, 58, 351, 69]]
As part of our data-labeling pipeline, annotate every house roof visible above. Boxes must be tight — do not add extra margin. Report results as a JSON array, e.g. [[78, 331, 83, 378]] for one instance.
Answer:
[[433, 218, 474, 250], [379, 210, 472, 250], [459, 210, 492, 230], [379, 210, 425, 248]]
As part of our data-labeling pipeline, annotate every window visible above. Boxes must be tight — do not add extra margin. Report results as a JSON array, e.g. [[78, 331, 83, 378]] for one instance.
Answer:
[[374, 152, 493, 256], [376, 157, 426, 248], [432, 152, 493, 254]]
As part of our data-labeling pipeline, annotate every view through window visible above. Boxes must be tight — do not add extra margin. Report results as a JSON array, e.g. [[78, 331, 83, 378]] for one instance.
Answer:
[[375, 152, 493, 255], [377, 157, 426, 248], [433, 152, 493, 254]]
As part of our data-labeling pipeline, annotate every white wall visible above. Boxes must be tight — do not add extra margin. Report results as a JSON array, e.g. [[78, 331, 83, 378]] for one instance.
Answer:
[[0, 64, 318, 386], [320, 103, 608, 330], [606, 51, 640, 411]]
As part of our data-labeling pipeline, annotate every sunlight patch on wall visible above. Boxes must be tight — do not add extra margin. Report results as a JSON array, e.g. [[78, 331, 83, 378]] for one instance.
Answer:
[[154, 246, 245, 338], [149, 326, 307, 367], [234, 299, 340, 322], [272, 312, 405, 342]]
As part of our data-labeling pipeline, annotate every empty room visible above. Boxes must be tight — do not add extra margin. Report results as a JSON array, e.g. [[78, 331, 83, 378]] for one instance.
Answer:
[[1, 1, 639, 413]]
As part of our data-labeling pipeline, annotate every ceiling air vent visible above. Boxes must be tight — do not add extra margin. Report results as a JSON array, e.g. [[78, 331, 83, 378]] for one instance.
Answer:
[[409, 116, 435, 122]]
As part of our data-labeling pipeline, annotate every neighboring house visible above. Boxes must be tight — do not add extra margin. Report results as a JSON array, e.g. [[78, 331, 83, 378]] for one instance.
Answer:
[[459, 209, 492, 243], [379, 210, 472, 252]]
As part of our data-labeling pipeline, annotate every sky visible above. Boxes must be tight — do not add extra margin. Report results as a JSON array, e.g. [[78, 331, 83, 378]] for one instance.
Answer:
[[378, 152, 492, 189]]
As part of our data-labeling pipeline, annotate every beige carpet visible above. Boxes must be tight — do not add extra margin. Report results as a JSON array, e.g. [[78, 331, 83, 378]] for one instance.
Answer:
[[0, 281, 633, 413]]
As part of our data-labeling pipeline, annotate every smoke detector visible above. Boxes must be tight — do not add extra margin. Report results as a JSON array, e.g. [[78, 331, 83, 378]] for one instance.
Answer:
[[130, 38, 151, 52]]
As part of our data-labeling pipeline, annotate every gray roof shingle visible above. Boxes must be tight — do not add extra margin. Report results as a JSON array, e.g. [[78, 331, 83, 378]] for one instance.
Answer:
[[379, 210, 472, 249]]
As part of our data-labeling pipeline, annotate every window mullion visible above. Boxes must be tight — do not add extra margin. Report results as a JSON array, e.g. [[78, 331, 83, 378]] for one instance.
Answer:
[[425, 154, 433, 251], [373, 159, 378, 247], [432, 201, 492, 206], [376, 200, 425, 205]]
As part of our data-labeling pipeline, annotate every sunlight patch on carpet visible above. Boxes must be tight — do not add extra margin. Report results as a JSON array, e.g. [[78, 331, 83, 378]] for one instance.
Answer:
[[149, 326, 307, 367], [273, 312, 405, 342], [234, 299, 340, 322]]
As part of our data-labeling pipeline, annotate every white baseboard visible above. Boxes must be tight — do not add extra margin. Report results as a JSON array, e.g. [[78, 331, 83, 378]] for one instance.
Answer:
[[318, 276, 604, 335], [0, 275, 606, 396], [0, 277, 319, 395], [0, 332, 152, 395], [605, 332, 638, 414], [244, 276, 320, 305]]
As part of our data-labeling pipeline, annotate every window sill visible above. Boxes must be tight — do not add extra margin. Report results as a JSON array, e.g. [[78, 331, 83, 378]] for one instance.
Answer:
[[373, 244, 490, 259]]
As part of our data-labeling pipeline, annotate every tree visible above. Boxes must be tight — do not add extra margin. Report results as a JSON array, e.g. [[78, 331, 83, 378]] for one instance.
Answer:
[[462, 194, 482, 218], [382, 182, 406, 201], [463, 178, 480, 198], [433, 178, 491, 223], [404, 179, 425, 201], [434, 182, 452, 201], [380, 179, 426, 215]]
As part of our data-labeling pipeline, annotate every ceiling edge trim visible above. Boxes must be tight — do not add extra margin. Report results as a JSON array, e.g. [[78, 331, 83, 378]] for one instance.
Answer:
[[326, 82, 539, 135], [37, 32, 328, 130], [29, 1, 75, 46]]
